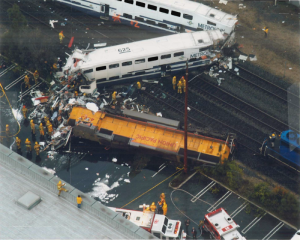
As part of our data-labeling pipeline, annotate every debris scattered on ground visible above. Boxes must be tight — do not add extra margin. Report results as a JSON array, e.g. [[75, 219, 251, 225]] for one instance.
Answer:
[[156, 112, 162, 117], [112, 158, 117, 163], [249, 54, 257, 61], [239, 54, 248, 61]]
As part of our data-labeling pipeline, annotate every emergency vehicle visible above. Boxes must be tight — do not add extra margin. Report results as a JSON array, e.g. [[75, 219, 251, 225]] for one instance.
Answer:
[[109, 207, 181, 239], [203, 208, 246, 240]]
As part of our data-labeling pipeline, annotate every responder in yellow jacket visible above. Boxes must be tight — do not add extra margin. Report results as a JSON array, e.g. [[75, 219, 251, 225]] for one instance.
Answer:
[[39, 123, 45, 137], [34, 142, 40, 156], [30, 120, 35, 135], [24, 75, 30, 88], [77, 195, 83, 208], [44, 116, 49, 124], [162, 202, 167, 216], [59, 31, 65, 43], [150, 202, 156, 212], [5, 124, 9, 137], [180, 76, 186, 93], [25, 138, 31, 152], [57, 180, 68, 196], [33, 70, 39, 84], [47, 122, 53, 135], [112, 91, 117, 105], [177, 80, 183, 94], [172, 76, 176, 90], [22, 105, 28, 119], [16, 137, 21, 150]]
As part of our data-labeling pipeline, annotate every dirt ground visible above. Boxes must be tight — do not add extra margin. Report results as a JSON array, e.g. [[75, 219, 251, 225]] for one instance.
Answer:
[[199, 0, 300, 84]]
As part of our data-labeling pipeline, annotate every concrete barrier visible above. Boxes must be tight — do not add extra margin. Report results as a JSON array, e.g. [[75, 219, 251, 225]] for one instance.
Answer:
[[0, 143, 156, 239]]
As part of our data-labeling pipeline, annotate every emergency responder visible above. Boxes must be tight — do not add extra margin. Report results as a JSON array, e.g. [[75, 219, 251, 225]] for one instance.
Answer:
[[39, 123, 45, 137], [185, 219, 190, 234], [33, 70, 39, 84], [25, 138, 31, 152], [24, 75, 30, 88], [77, 195, 82, 208], [59, 31, 65, 44], [57, 180, 68, 196], [22, 105, 28, 119], [137, 81, 141, 93], [160, 193, 166, 205], [53, 62, 58, 72], [269, 132, 276, 148], [44, 116, 49, 125], [177, 80, 183, 94], [5, 124, 9, 137], [198, 220, 204, 231], [172, 76, 177, 90], [263, 27, 269, 38], [150, 202, 156, 212], [30, 120, 36, 135], [34, 142, 40, 156], [112, 91, 117, 105], [157, 201, 163, 214], [162, 202, 167, 216], [16, 137, 21, 150], [47, 121, 53, 135], [180, 76, 186, 93], [74, 91, 78, 97]]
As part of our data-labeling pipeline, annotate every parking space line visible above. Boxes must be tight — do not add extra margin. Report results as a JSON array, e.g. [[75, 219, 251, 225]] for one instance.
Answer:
[[231, 202, 249, 218], [207, 191, 232, 212], [5, 73, 26, 90], [191, 181, 216, 203], [262, 222, 284, 240], [151, 165, 166, 177], [0, 64, 16, 78], [242, 213, 266, 234], [18, 81, 44, 101]]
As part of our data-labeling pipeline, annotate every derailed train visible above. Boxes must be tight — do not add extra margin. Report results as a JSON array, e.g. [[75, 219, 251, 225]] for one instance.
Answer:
[[63, 30, 233, 85], [260, 130, 300, 171], [55, 0, 237, 35]]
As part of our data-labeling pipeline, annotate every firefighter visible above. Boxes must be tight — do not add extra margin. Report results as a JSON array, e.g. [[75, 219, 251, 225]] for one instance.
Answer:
[[263, 27, 269, 38], [44, 116, 49, 125], [22, 105, 28, 119], [162, 202, 167, 216], [157, 201, 163, 214], [47, 121, 53, 135], [24, 75, 30, 88], [269, 132, 276, 148], [39, 123, 45, 137], [53, 62, 58, 72], [112, 91, 117, 105], [172, 76, 177, 90], [150, 202, 156, 212], [74, 91, 78, 97], [137, 81, 141, 93], [33, 70, 39, 84], [177, 80, 183, 94], [77, 195, 82, 208], [59, 31, 65, 43], [5, 124, 9, 137], [25, 138, 31, 152], [34, 142, 40, 156], [180, 76, 186, 93], [160, 193, 166, 205], [16, 137, 21, 150], [57, 180, 68, 196], [30, 120, 36, 135]]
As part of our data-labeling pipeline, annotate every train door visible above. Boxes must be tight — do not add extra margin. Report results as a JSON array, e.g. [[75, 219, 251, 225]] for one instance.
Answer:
[[100, 4, 110, 19]]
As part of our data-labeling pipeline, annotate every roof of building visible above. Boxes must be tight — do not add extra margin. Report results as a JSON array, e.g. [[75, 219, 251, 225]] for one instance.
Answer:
[[79, 30, 223, 68]]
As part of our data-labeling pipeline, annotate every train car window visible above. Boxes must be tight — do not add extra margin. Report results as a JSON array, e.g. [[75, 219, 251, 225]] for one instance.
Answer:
[[135, 59, 145, 64], [161, 54, 171, 59], [116, 0, 122, 1], [183, 14, 193, 20], [198, 39, 203, 43], [123, 13, 133, 19], [122, 61, 132, 66], [159, 8, 169, 14], [148, 4, 157, 11], [135, 16, 144, 22], [199, 47, 210, 52], [146, 19, 156, 25], [125, 0, 134, 4], [148, 56, 158, 62], [158, 23, 167, 28], [171, 10, 181, 17], [209, 13, 215, 18], [96, 66, 106, 71], [136, 1, 145, 7], [83, 69, 93, 74], [109, 63, 120, 69], [207, 21, 216, 26], [174, 51, 184, 57]]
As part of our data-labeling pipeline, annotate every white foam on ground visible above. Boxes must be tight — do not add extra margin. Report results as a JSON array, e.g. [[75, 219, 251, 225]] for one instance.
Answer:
[[42, 167, 56, 175], [89, 180, 120, 201], [12, 108, 23, 122], [112, 158, 117, 162], [86, 102, 99, 112]]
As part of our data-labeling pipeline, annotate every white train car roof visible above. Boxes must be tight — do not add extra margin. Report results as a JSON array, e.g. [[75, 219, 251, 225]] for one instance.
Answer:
[[81, 30, 223, 68], [144, 0, 237, 28]]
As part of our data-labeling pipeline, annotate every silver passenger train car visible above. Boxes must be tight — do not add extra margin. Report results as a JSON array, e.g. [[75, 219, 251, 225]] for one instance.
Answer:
[[63, 30, 229, 85], [55, 0, 237, 35]]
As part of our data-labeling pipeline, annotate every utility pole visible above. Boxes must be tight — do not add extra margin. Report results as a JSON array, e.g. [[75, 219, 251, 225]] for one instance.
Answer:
[[184, 60, 188, 174]]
